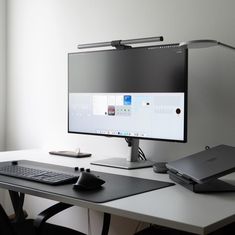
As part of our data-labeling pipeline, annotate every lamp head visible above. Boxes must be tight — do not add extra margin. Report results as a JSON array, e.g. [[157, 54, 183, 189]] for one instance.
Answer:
[[180, 39, 235, 50], [179, 40, 219, 49]]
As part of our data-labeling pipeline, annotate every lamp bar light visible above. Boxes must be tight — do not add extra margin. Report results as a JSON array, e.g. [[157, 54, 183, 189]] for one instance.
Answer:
[[77, 36, 164, 49], [180, 39, 235, 50]]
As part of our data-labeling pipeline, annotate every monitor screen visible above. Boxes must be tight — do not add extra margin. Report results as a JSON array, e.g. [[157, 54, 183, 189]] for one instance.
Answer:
[[68, 45, 188, 142]]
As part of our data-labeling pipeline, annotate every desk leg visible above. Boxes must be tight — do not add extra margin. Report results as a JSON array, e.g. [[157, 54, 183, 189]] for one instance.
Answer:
[[8, 190, 26, 223], [101, 213, 111, 235]]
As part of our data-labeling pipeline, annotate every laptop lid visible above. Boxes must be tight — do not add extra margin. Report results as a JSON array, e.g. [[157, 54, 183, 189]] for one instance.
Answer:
[[166, 145, 235, 184]]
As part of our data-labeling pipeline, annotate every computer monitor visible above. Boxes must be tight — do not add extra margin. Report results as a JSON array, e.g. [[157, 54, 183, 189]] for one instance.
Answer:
[[68, 44, 188, 169]]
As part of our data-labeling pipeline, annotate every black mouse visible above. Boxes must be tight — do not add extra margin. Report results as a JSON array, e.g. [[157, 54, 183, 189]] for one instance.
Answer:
[[73, 171, 105, 190], [153, 162, 168, 174]]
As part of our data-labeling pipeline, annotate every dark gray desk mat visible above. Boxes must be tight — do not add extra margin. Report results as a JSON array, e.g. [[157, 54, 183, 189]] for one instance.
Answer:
[[0, 160, 174, 203]]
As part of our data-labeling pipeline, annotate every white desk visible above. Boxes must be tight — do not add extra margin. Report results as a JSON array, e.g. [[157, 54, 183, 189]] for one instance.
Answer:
[[0, 149, 235, 235]]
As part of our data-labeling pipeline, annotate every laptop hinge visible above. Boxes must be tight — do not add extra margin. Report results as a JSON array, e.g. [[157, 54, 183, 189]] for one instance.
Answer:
[[168, 170, 235, 193]]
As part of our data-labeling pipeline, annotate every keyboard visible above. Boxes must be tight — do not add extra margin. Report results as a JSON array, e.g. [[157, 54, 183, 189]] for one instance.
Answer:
[[0, 165, 78, 185]]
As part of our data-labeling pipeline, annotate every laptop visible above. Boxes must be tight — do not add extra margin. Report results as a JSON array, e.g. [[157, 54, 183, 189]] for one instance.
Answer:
[[166, 145, 235, 184]]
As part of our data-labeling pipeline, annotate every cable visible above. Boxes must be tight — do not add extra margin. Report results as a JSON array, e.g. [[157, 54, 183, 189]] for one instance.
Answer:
[[125, 138, 147, 161], [138, 150, 144, 160], [138, 147, 146, 160], [125, 138, 131, 145]]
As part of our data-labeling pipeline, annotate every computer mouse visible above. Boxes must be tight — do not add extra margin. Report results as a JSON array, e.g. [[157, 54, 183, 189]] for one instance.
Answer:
[[73, 171, 105, 190], [153, 162, 168, 174]]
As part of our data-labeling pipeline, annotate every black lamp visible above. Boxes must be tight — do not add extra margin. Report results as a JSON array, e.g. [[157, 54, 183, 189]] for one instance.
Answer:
[[77, 36, 164, 49]]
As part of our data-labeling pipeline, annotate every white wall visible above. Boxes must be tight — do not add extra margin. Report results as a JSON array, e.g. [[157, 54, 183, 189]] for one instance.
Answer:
[[5, 0, 235, 234], [0, 0, 6, 151], [6, 0, 235, 155]]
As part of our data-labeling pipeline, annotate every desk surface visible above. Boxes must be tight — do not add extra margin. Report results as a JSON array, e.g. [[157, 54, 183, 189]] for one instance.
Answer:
[[0, 149, 235, 235]]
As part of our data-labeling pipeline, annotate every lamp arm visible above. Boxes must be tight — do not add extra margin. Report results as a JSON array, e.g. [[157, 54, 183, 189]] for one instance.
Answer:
[[218, 42, 235, 51]]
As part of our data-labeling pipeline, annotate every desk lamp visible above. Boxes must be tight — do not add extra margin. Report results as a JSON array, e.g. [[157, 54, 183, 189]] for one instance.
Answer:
[[167, 39, 235, 192]]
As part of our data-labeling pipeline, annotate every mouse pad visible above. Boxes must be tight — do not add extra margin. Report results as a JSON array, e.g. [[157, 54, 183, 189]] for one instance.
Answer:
[[0, 160, 174, 203], [61, 172, 174, 203]]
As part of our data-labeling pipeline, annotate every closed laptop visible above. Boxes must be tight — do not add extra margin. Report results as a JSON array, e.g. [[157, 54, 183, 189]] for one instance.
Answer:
[[166, 145, 235, 184]]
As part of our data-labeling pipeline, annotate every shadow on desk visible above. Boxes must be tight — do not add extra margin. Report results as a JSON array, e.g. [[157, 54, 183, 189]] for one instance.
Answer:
[[134, 223, 235, 235]]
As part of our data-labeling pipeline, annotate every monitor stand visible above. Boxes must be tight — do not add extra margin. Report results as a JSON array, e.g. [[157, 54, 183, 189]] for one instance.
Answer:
[[91, 138, 153, 169]]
